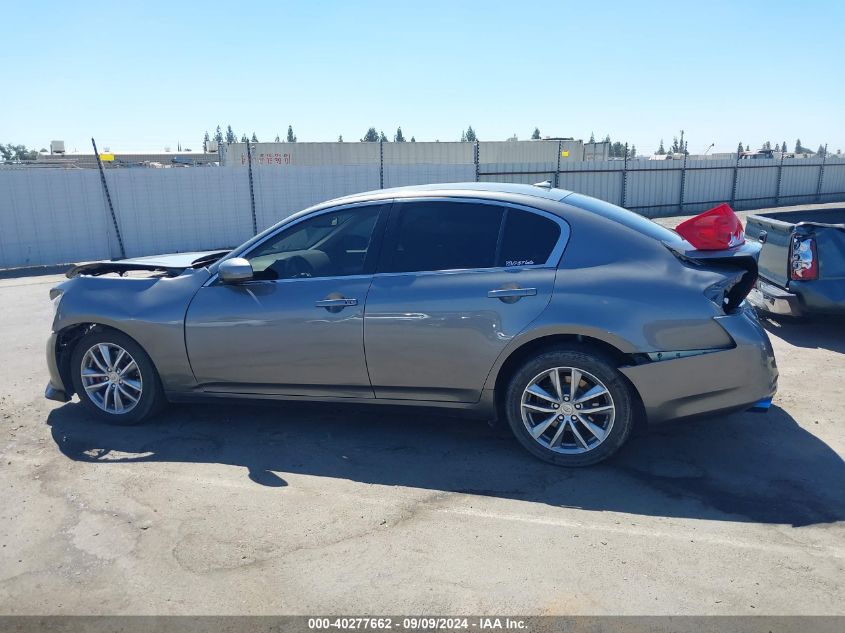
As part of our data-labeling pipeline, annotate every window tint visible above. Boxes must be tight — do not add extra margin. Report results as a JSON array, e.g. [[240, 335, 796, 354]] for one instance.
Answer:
[[247, 205, 383, 280], [388, 201, 503, 273], [497, 209, 561, 267]]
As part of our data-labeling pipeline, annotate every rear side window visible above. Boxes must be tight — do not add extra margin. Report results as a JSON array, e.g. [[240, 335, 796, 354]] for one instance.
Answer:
[[387, 201, 503, 273], [497, 209, 561, 267]]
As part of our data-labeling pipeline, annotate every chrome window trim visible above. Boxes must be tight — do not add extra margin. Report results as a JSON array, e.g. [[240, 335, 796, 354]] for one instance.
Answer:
[[377, 196, 571, 277]]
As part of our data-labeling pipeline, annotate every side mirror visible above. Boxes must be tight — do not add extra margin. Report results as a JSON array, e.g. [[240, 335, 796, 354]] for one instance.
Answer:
[[218, 258, 254, 284]]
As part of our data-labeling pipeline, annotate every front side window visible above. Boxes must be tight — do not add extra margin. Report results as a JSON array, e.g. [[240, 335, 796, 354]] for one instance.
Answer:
[[247, 205, 383, 280], [387, 201, 503, 273]]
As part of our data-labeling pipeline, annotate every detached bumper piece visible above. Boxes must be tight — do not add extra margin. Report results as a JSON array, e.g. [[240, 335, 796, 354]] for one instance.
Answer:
[[747, 279, 802, 317], [45, 383, 70, 403], [747, 396, 774, 413]]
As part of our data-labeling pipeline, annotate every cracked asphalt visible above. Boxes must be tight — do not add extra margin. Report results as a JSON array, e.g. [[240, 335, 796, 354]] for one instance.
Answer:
[[1, 248, 843, 614]]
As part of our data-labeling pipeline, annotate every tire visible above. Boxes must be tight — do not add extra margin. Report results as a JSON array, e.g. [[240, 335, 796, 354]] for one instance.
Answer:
[[70, 329, 166, 425], [504, 346, 635, 466]]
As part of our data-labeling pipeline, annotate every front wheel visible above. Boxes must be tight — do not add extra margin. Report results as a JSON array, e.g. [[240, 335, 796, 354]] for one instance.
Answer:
[[70, 329, 166, 424], [504, 347, 635, 466]]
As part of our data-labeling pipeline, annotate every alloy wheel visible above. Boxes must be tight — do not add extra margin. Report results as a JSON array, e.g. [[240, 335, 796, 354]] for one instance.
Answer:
[[520, 366, 615, 454], [79, 343, 143, 414]]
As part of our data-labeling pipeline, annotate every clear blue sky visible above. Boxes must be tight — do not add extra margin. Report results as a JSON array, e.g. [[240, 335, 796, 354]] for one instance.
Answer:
[[2, 0, 843, 155]]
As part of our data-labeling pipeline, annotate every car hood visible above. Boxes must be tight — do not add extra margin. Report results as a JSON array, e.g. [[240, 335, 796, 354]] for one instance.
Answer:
[[66, 250, 229, 278]]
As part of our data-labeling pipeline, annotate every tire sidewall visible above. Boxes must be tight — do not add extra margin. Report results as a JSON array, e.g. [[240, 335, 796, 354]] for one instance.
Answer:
[[70, 329, 163, 425], [505, 348, 634, 466]]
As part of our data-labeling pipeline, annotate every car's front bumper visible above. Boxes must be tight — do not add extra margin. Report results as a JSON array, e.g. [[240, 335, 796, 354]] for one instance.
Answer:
[[620, 308, 778, 424], [45, 331, 70, 402]]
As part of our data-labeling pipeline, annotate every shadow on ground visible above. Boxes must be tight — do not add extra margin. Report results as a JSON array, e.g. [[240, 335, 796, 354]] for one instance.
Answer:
[[47, 401, 844, 528], [761, 315, 845, 354]]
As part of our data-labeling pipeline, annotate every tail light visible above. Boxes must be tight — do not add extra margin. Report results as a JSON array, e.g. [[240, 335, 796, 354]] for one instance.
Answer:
[[790, 236, 818, 281], [676, 203, 745, 250]]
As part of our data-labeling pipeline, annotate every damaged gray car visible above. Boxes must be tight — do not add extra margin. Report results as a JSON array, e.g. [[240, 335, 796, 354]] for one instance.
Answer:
[[46, 183, 778, 466]]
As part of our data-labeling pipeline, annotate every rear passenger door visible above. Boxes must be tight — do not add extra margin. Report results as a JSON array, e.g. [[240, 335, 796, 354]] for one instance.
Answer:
[[363, 198, 569, 403]]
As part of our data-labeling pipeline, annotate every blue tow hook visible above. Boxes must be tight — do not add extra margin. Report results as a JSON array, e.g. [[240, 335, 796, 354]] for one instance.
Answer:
[[747, 397, 773, 413]]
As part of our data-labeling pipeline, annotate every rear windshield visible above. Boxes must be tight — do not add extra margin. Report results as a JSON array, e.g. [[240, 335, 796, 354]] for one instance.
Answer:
[[564, 193, 681, 243]]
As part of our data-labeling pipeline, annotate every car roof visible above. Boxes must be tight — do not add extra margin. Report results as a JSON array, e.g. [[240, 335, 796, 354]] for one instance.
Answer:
[[317, 182, 574, 207]]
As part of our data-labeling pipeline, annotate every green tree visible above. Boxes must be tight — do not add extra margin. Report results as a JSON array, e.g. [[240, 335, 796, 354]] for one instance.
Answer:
[[251, 132, 258, 143], [287, 125, 297, 142], [763, 141, 771, 150], [464, 126, 477, 142], [531, 127, 541, 140], [0, 144, 37, 161], [818, 144, 826, 158], [795, 138, 802, 153], [274, 134, 280, 142], [589, 132, 595, 143], [203, 131, 210, 150], [410, 136, 416, 142], [361, 127, 379, 142], [394, 126, 406, 142], [745, 145, 750, 151], [657, 139, 666, 155], [630, 144, 636, 158], [737, 141, 744, 155], [379, 130, 389, 142], [782, 140, 787, 154], [338, 135, 344, 142], [240, 134, 248, 142], [460, 131, 467, 142], [214, 126, 224, 144], [225, 126, 236, 144], [671, 137, 680, 153]]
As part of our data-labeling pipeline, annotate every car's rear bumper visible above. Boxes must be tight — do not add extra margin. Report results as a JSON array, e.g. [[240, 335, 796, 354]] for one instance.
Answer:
[[747, 278, 803, 317], [620, 308, 778, 424]]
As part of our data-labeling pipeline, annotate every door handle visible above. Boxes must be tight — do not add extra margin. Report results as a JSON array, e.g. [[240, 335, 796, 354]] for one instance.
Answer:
[[487, 287, 537, 302], [315, 297, 359, 308]]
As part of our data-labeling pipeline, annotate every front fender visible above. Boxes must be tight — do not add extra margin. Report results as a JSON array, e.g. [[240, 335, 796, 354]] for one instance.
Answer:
[[53, 269, 210, 393]]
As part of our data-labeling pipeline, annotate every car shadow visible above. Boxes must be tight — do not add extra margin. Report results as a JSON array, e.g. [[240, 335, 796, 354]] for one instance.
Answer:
[[46, 401, 844, 528], [761, 315, 845, 354]]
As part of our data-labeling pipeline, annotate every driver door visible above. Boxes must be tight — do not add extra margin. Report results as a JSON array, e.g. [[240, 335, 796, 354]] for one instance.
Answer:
[[184, 203, 389, 397]]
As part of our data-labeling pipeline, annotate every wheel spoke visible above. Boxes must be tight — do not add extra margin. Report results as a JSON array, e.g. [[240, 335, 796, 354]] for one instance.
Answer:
[[573, 385, 608, 404], [577, 413, 607, 442], [82, 369, 108, 378], [569, 369, 582, 400], [548, 420, 567, 448], [523, 402, 558, 414], [89, 351, 109, 373], [530, 414, 558, 439], [549, 369, 563, 401], [117, 384, 138, 404], [84, 381, 109, 392], [113, 349, 126, 372], [98, 344, 113, 370], [569, 421, 590, 449], [122, 378, 142, 392], [526, 383, 559, 404], [113, 386, 124, 412], [119, 360, 138, 377], [579, 404, 614, 415]]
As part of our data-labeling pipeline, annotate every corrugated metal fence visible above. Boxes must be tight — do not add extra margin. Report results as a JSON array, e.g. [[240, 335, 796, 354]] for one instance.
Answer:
[[1, 141, 843, 269]]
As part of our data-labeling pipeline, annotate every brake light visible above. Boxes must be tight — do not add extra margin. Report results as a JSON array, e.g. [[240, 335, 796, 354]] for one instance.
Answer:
[[790, 236, 818, 281], [676, 203, 745, 250]]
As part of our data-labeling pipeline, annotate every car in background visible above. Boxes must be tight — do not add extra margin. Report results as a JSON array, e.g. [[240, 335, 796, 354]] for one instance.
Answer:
[[45, 183, 778, 466], [746, 207, 845, 318]]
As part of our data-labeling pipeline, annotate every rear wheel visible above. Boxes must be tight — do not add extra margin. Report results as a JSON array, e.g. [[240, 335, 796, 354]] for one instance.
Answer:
[[504, 347, 635, 466], [70, 330, 165, 424]]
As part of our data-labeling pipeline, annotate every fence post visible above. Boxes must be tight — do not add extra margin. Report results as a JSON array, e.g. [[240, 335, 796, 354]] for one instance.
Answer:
[[474, 140, 480, 182], [621, 147, 628, 208], [91, 137, 126, 259], [730, 154, 740, 208], [379, 141, 384, 189], [679, 151, 687, 214], [245, 142, 258, 235], [815, 144, 828, 202], [554, 140, 561, 189], [775, 150, 785, 206]]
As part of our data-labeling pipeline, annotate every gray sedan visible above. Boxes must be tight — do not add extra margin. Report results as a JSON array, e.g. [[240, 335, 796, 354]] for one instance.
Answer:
[[45, 183, 778, 466]]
